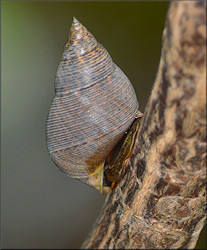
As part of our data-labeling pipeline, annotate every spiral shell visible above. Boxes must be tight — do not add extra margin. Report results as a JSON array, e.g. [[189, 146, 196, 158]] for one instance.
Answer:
[[46, 18, 138, 193]]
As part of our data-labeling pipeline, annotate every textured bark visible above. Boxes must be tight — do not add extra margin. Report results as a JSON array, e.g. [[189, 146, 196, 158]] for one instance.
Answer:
[[82, 1, 206, 249]]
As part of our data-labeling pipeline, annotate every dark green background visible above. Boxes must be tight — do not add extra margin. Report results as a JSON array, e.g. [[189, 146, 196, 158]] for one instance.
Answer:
[[2, 1, 206, 249]]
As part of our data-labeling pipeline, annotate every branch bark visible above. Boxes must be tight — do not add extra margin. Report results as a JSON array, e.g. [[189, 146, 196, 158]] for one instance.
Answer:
[[82, 1, 206, 249]]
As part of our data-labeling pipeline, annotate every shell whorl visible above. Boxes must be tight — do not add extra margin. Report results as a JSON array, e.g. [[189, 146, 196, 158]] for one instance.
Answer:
[[46, 18, 138, 178], [55, 17, 114, 95]]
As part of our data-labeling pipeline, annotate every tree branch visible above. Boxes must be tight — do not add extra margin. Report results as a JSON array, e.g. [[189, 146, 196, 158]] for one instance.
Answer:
[[82, 1, 206, 249]]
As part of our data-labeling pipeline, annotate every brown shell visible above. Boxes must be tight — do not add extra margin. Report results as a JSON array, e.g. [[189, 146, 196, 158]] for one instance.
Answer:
[[46, 18, 138, 191]]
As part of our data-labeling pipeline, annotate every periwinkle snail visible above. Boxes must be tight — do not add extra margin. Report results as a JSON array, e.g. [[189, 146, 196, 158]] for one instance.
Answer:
[[46, 17, 142, 193]]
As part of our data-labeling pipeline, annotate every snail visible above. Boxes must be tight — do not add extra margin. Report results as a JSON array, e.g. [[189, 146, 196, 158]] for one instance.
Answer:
[[46, 17, 141, 193]]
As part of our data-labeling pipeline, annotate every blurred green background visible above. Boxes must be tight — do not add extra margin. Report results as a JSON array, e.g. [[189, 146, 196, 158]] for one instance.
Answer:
[[1, 1, 206, 249]]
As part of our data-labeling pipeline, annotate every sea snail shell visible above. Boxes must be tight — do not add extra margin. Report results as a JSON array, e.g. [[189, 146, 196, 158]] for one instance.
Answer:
[[46, 17, 139, 193]]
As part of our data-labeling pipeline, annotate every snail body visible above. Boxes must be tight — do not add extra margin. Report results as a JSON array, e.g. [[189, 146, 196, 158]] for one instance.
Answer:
[[46, 18, 139, 193]]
